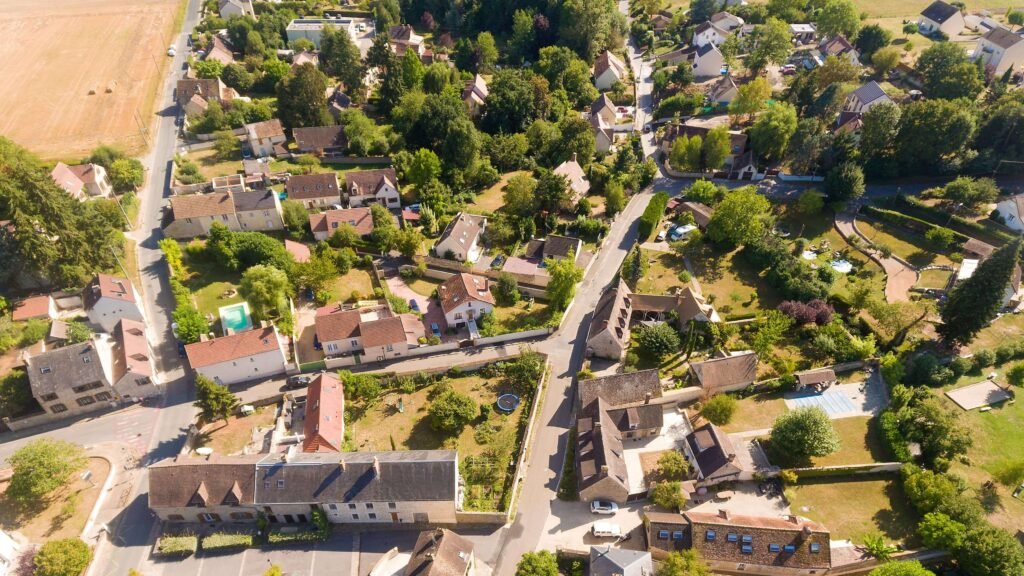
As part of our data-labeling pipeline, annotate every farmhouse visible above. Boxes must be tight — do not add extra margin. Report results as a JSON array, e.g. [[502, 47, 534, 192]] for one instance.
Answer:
[[206, 36, 235, 65], [163, 190, 285, 239], [594, 50, 627, 91], [292, 125, 348, 155], [147, 454, 265, 523], [438, 273, 495, 328], [435, 213, 487, 262], [245, 119, 286, 158], [286, 173, 341, 208], [689, 351, 758, 394], [683, 423, 743, 487], [918, 0, 965, 37], [974, 27, 1024, 77], [234, 190, 285, 232], [462, 74, 489, 118], [84, 273, 145, 333], [587, 280, 633, 360], [303, 372, 345, 453], [111, 319, 160, 400], [843, 81, 892, 114], [315, 305, 424, 360], [591, 94, 617, 125], [407, 529, 477, 576], [309, 207, 374, 242], [184, 325, 289, 386], [345, 168, 401, 208], [630, 287, 721, 324], [24, 338, 118, 418], [554, 157, 590, 202]]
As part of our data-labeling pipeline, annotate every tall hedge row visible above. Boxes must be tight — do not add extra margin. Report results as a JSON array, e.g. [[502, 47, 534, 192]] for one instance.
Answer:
[[639, 191, 670, 241]]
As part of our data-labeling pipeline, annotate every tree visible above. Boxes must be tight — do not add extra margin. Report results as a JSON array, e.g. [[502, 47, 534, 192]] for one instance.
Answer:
[[222, 62, 255, 92], [797, 190, 825, 215], [939, 238, 1022, 346], [941, 176, 999, 210], [916, 42, 984, 100], [871, 45, 902, 76], [482, 69, 538, 134], [924, 227, 954, 251], [752, 310, 793, 357], [707, 187, 772, 247], [510, 9, 537, 63], [495, 273, 521, 305], [918, 512, 966, 550], [686, 180, 726, 205], [902, 22, 919, 35], [6, 440, 86, 504], [855, 24, 892, 59], [194, 59, 224, 79], [605, 180, 626, 217], [814, 55, 862, 91], [634, 322, 682, 361], [621, 244, 649, 289], [770, 407, 840, 459], [64, 321, 91, 344], [817, 0, 861, 39], [34, 539, 92, 576], [474, 32, 498, 73], [320, 26, 364, 95], [173, 306, 208, 344], [535, 170, 570, 213], [276, 63, 331, 129], [859, 101, 901, 161], [729, 77, 771, 123], [428, 389, 477, 434], [503, 174, 538, 218], [558, 0, 619, 62], [862, 533, 897, 562], [281, 200, 307, 237], [378, 65, 406, 116], [868, 562, 935, 576], [895, 99, 976, 173], [342, 110, 388, 156], [1009, 10, 1024, 29], [261, 58, 290, 90], [394, 227, 424, 259], [651, 481, 687, 510], [750, 102, 798, 160], [239, 264, 289, 320], [535, 46, 599, 108], [657, 451, 689, 480], [689, 0, 719, 22], [958, 524, 1024, 576], [1007, 363, 1024, 386], [545, 251, 584, 310], [105, 157, 144, 193], [824, 162, 865, 201], [515, 551, 559, 576], [407, 148, 441, 187], [747, 18, 793, 71], [702, 127, 732, 171], [294, 251, 338, 293], [194, 374, 239, 423], [701, 394, 737, 425], [370, 203, 398, 252], [657, 550, 711, 576], [401, 47, 424, 90], [213, 130, 239, 160]]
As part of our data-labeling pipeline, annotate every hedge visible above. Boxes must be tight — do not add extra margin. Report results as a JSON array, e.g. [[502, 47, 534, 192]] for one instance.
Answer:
[[639, 191, 670, 241], [789, 466, 900, 480], [267, 529, 324, 545], [861, 206, 968, 249], [878, 410, 913, 463], [156, 534, 198, 557], [883, 196, 1015, 246], [201, 532, 253, 551]]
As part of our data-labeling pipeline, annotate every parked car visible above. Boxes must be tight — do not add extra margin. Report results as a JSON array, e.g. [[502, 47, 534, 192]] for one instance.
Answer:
[[176, 341, 186, 358], [669, 224, 697, 241], [617, 106, 628, 113], [285, 375, 311, 390], [167, 45, 176, 57], [590, 501, 619, 515], [591, 522, 622, 538], [491, 254, 506, 269], [409, 299, 420, 312], [656, 229, 667, 242], [431, 323, 442, 338]]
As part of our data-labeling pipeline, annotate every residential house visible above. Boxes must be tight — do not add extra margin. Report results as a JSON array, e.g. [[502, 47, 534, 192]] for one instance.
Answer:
[[689, 351, 758, 394], [327, 88, 353, 122], [389, 25, 425, 55], [843, 81, 892, 114], [655, 46, 691, 67], [235, 190, 285, 231], [11, 295, 57, 322], [709, 12, 744, 32], [148, 454, 264, 523], [308, 207, 374, 242], [184, 325, 289, 385], [591, 93, 618, 125], [643, 509, 832, 572], [676, 201, 714, 230], [536, 235, 582, 263], [163, 190, 285, 239], [974, 27, 1024, 76], [728, 149, 758, 180], [345, 168, 401, 208], [818, 35, 861, 64], [789, 23, 817, 44], [834, 111, 863, 136], [360, 314, 425, 361], [245, 119, 286, 157], [587, 280, 633, 360], [438, 273, 495, 328], [291, 50, 319, 69], [462, 75, 489, 118], [918, 0, 965, 37], [112, 319, 160, 400], [303, 372, 345, 452], [407, 529, 475, 576], [690, 44, 725, 78], [554, 157, 590, 203], [434, 213, 486, 262], [286, 173, 341, 209], [315, 305, 424, 359], [576, 370, 664, 503], [293, 125, 348, 156], [50, 162, 87, 198], [651, 10, 674, 33], [176, 78, 236, 115], [286, 19, 369, 50], [956, 255, 1024, 311], [206, 36, 236, 66], [219, 0, 255, 18], [660, 123, 748, 170], [25, 338, 118, 418], [706, 76, 738, 105], [212, 174, 247, 194], [591, 113, 615, 154], [629, 287, 721, 324], [84, 274, 145, 333], [995, 194, 1024, 232], [683, 423, 742, 487], [51, 163, 113, 198], [794, 368, 838, 391], [243, 159, 271, 183], [692, 21, 730, 48], [594, 50, 627, 91], [590, 547, 652, 576]]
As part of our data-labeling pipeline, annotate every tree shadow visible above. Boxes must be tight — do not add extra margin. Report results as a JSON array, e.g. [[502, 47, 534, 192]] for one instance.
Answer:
[[874, 480, 921, 545], [978, 481, 1003, 514], [907, 250, 937, 268], [404, 416, 443, 451]]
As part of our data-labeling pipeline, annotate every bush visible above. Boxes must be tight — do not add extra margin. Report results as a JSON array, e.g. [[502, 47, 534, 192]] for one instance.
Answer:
[[700, 394, 737, 425], [973, 349, 996, 370], [769, 407, 840, 460], [428, 389, 478, 433], [638, 191, 670, 241], [34, 539, 92, 576], [157, 534, 198, 556], [650, 481, 686, 510], [633, 322, 681, 362], [267, 529, 323, 545], [878, 410, 912, 462], [1007, 363, 1024, 386], [201, 532, 254, 551]]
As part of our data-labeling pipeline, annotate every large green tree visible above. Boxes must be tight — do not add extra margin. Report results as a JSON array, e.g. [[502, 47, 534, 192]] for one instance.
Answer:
[[194, 374, 240, 423], [515, 551, 559, 576], [239, 264, 290, 320], [633, 323, 682, 362], [855, 24, 892, 59], [482, 69, 538, 134], [895, 99, 976, 173], [916, 43, 985, 100], [770, 407, 840, 459], [6, 439, 86, 504], [276, 63, 331, 129], [868, 561, 934, 576], [939, 238, 1022, 346], [320, 25, 363, 90], [750, 102, 798, 160], [746, 18, 793, 71], [816, 0, 861, 38], [706, 187, 772, 247], [545, 251, 584, 310], [428, 389, 477, 433], [657, 550, 711, 576], [34, 539, 92, 576]]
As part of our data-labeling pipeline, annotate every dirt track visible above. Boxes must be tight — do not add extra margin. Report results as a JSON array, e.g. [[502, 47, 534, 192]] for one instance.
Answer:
[[0, 0, 182, 159]]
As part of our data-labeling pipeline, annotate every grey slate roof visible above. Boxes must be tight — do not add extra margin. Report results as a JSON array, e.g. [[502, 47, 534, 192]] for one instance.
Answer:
[[254, 450, 457, 504], [920, 0, 959, 23], [25, 340, 109, 396], [686, 423, 739, 480], [578, 369, 661, 417], [233, 190, 277, 212], [542, 235, 582, 260], [590, 546, 652, 576], [983, 26, 1023, 49], [587, 279, 631, 343], [849, 81, 888, 105]]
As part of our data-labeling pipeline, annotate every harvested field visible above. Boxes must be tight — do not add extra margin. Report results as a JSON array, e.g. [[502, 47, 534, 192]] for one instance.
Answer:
[[0, 0, 183, 158]]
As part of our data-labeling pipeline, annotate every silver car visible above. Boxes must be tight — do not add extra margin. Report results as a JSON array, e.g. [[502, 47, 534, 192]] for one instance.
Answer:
[[590, 500, 619, 515]]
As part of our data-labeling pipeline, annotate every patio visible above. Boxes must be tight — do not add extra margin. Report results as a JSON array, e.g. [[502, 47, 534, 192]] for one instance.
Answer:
[[622, 408, 693, 494]]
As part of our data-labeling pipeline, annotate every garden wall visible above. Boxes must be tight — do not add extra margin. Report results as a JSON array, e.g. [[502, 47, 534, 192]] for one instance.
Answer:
[[421, 256, 552, 289], [777, 173, 825, 183], [321, 156, 393, 165], [454, 511, 508, 524], [473, 327, 552, 347], [416, 266, 549, 298], [323, 342, 462, 369], [3, 410, 64, 432]]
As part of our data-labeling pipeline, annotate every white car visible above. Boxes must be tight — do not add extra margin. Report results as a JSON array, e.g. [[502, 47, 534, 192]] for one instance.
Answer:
[[656, 229, 667, 242], [167, 46, 176, 57], [591, 521, 622, 538], [590, 500, 618, 515]]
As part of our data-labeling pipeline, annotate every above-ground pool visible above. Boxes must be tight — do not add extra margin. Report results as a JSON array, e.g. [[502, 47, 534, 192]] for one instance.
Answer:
[[219, 302, 254, 333], [830, 259, 854, 273], [801, 250, 817, 260], [496, 393, 521, 414]]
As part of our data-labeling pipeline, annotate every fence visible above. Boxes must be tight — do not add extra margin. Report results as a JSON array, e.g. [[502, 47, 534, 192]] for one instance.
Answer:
[[323, 342, 462, 370], [454, 511, 509, 525], [410, 265, 550, 298]]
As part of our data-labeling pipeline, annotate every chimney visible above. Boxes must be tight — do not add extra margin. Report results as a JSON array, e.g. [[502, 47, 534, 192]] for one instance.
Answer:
[[645, 393, 652, 404], [719, 509, 730, 520], [285, 445, 297, 462], [339, 459, 347, 472], [372, 456, 380, 478], [572, 152, 578, 163], [788, 515, 801, 525], [600, 464, 608, 475]]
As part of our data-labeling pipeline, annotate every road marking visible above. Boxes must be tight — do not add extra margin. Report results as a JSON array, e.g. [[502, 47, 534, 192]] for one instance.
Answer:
[[236, 548, 248, 576]]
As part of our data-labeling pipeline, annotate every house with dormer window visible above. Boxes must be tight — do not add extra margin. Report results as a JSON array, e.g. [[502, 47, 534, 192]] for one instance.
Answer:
[[434, 213, 486, 263], [438, 273, 495, 328]]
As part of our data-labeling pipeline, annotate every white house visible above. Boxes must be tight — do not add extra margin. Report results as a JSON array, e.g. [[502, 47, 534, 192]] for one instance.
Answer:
[[84, 273, 145, 333], [434, 213, 486, 262], [50, 163, 113, 198], [554, 157, 590, 203], [245, 119, 286, 157], [593, 50, 627, 91], [286, 18, 370, 50], [112, 318, 160, 400], [388, 24, 425, 55], [184, 325, 288, 386], [918, 0, 965, 37], [691, 43, 725, 78], [843, 81, 892, 114], [315, 305, 424, 360], [219, 0, 255, 18], [709, 12, 744, 32], [586, 280, 632, 361], [706, 75, 738, 105], [438, 273, 495, 328], [789, 23, 817, 44], [692, 21, 730, 48], [590, 113, 615, 154], [345, 168, 401, 208], [974, 27, 1024, 77], [995, 194, 1024, 232], [817, 35, 861, 65], [462, 74, 489, 118]]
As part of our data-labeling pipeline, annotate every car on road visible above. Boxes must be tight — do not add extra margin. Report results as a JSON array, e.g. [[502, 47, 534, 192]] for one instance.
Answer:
[[409, 299, 420, 312], [285, 375, 311, 389], [176, 341, 186, 358], [591, 521, 622, 538], [431, 323, 441, 338], [167, 45, 176, 57], [590, 501, 618, 515], [781, 64, 797, 75]]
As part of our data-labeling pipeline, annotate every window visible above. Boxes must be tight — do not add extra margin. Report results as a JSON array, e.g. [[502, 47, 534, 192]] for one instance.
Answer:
[[658, 530, 669, 539], [332, 222, 339, 229], [727, 533, 738, 542], [168, 514, 185, 521], [328, 504, 337, 510], [741, 535, 753, 544], [40, 393, 58, 402], [82, 356, 91, 364], [365, 503, 374, 509], [368, 513, 377, 520], [385, 344, 393, 352], [185, 218, 193, 224], [327, 343, 337, 352], [277, 479, 285, 489], [40, 367, 52, 374], [706, 530, 716, 541], [388, 502, 396, 509], [222, 215, 229, 221], [72, 382, 103, 394], [351, 339, 359, 346], [352, 514, 359, 520], [810, 543, 821, 553], [784, 545, 796, 553], [50, 403, 67, 413], [95, 392, 112, 402], [76, 396, 96, 407], [672, 531, 683, 540], [741, 545, 753, 554], [349, 504, 357, 510], [769, 544, 781, 552], [455, 313, 463, 320]]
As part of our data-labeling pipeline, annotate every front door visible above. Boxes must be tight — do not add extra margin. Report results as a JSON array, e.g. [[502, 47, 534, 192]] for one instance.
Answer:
[[391, 512, 399, 523]]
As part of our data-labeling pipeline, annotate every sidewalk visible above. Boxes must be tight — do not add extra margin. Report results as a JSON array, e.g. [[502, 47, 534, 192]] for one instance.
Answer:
[[81, 442, 141, 545]]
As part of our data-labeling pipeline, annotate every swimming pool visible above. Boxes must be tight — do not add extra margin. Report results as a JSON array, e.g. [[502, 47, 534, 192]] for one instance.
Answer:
[[219, 302, 253, 334]]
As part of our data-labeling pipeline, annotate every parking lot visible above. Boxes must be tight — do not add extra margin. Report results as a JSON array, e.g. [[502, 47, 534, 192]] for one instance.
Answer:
[[146, 533, 356, 576]]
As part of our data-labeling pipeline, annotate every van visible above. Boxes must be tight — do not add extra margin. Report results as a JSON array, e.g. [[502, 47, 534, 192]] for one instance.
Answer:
[[591, 521, 622, 538]]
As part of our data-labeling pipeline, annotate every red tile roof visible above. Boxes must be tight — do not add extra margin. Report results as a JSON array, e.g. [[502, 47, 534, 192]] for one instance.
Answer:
[[315, 308, 363, 342], [285, 239, 311, 263], [303, 372, 345, 452], [116, 318, 153, 377], [308, 207, 374, 237], [12, 295, 52, 321], [185, 326, 281, 368], [84, 273, 137, 310], [438, 273, 495, 314]]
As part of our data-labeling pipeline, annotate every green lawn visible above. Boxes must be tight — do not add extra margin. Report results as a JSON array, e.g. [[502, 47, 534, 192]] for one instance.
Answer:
[[405, 277, 442, 298], [720, 391, 788, 433], [490, 300, 555, 334], [327, 268, 377, 303], [856, 219, 954, 268], [181, 250, 244, 327], [766, 416, 890, 468], [970, 312, 1024, 351], [269, 158, 390, 180], [188, 148, 242, 180], [917, 268, 952, 290], [787, 477, 920, 545], [466, 171, 527, 215]]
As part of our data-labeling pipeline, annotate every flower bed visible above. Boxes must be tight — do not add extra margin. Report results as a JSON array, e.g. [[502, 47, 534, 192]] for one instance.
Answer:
[[201, 532, 253, 551], [156, 534, 198, 557], [267, 528, 324, 545]]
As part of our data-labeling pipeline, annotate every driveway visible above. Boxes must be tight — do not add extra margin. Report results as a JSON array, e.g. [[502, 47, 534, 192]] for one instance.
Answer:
[[688, 481, 790, 516], [834, 211, 917, 302], [382, 274, 448, 337], [144, 532, 356, 576], [540, 500, 649, 552]]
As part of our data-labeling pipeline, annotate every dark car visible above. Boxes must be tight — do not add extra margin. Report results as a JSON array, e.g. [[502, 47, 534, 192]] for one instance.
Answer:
[[491, 255, 506, 269], [177, 341, 186, 358], [409, 299, 420, 312], [285, 375, 312, 389]]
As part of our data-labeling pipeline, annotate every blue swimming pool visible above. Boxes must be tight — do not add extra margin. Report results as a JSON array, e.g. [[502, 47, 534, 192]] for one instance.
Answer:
[[219, 302, 253, 333]]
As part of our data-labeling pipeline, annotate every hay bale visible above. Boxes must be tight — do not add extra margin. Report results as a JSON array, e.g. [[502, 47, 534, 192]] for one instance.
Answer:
[[88, 87, 96, 95]]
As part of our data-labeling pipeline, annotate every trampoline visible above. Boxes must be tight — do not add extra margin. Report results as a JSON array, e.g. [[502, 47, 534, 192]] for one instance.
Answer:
[[785, 388, 856, 417], [496, 393, 521, 414]]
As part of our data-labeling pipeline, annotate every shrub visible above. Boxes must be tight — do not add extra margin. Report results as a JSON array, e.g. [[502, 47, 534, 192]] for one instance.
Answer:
[[638, 191, 670, 241], [879, 410, 912, 462], [1007, 363, 1024, 386], [973, 349, 996, 370], [700, 394, 737, 425], [34, 539, 92, 576], [157, 534, 198, 556], [650, 481, 686, 510], [657, 450, 689, 480], [267, 529, 323, 545], [201, 532, 253, 551]]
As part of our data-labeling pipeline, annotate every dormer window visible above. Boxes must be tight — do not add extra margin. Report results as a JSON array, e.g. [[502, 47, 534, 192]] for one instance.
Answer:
[[40, 367, 52, 374]]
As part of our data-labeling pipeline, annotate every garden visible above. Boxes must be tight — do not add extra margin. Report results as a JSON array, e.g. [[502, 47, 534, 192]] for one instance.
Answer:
[[197, 406, 278, 456], [786, 477, 919, 545]]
